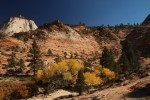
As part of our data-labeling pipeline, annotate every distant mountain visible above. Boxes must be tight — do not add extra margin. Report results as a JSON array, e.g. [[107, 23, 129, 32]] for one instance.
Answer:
[[0, 15, 37, 36]]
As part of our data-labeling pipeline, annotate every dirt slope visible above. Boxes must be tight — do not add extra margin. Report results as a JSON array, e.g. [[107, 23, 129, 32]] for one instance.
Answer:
[[77, 76, 150, 100]]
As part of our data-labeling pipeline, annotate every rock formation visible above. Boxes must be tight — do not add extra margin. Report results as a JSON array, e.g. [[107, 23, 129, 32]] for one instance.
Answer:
[[1, 15, 37, 36], [142, 14, 150, 26], [127, 14, 150, 56]]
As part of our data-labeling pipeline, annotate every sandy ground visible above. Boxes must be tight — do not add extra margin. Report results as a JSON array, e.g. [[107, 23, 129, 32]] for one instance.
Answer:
[[27, 89, 78, 100]]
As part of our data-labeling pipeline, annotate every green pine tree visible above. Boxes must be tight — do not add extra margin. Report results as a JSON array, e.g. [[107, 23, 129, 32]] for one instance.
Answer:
[[28, 39, 43, 76], [18, 59, 25, 68], [7, 52, 17, 67], [47, 49, 52, 56], [122, 40, 135, 66], [119, 51, 130, 71], [134, 51, 141, 69], [121, 40, 140, 70], [76, 70, 84, 95], [100, 47, 116, 71]]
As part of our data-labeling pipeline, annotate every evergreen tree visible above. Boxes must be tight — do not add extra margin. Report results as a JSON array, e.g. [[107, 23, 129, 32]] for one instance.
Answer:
[[47, 49, 52, 56], [122, 40, 134, 62], [28, 39, 42, 76], [18, 59, 25, 68], [76, 70, 84, 95], [134, 51, 141, 69], [100, 47, 116, 71], [107, 24, 110, 28], [121, 40, 140, 70], [136, 23, 139, 27], [119, 51, 130, 71], [7, 52, 17, 67]]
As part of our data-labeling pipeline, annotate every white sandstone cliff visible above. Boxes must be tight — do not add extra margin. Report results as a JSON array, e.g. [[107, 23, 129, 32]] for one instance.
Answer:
[[1, 16, 37, 36]]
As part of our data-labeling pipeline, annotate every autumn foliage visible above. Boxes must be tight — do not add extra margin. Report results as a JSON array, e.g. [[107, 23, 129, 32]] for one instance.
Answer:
[[102, 68, 116, 80], [36, 59, 84, 86], [36, 59, 116, 87], [84, 72, 102, 86]]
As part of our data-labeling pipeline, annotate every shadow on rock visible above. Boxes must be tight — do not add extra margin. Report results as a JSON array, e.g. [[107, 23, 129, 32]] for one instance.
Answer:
[[127, 84, 150, 98]]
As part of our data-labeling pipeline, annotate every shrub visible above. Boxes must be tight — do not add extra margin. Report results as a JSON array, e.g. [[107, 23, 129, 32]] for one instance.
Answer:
[[10, 85, 29, 99], [0, 81, 38, 100]]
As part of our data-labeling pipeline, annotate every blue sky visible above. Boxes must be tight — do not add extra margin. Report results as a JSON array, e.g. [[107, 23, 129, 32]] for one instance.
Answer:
[[0, 0, 150, 26]]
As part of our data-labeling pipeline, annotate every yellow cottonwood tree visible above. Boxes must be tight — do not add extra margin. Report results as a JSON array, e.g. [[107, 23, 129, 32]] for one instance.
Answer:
[[102, 68, 115, 80], [36, 59, 83, 83], [84, 72, 102, 86], [63, 72, 73, 81], [92, 65, 103, 76], [36, 69, 44, 80], [36, 59, 116, 87]]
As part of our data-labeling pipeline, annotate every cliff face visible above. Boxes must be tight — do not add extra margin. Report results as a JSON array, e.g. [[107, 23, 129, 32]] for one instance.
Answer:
[[142, 14, 150, 26], [127, 27, 150, 56], [126, 14, 150, 56], [1, 16, 37, 36]]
